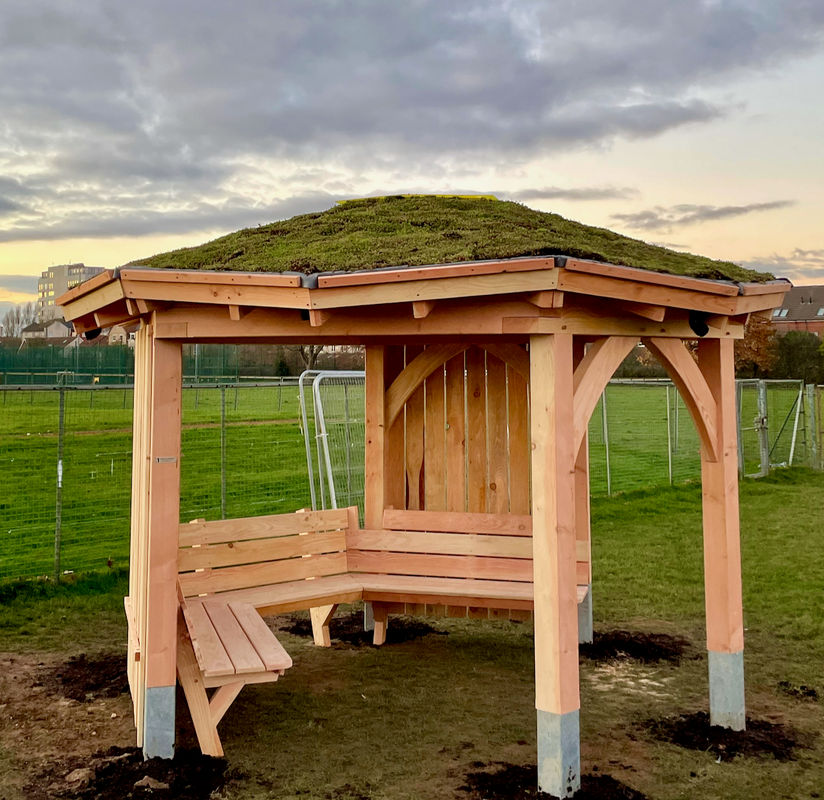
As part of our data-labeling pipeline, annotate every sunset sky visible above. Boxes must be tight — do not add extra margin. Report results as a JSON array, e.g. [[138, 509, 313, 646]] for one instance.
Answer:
[[2, 1, 823, 317]]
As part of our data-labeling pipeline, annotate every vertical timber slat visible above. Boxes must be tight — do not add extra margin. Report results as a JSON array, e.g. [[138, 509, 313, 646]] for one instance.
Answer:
[[486, 353, 509, 513], [466, 347, 488, 513], [507, 363, 530, 515], [445, 354, 467, 512], [424, 365, 446, 511], [405, 346, 425, 510]]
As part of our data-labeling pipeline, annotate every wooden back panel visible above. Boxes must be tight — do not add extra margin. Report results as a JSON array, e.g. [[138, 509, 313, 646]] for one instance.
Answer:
[[347, 510, 589, 585], [178, 508, 355, 598], [388, 344, 530, 515]]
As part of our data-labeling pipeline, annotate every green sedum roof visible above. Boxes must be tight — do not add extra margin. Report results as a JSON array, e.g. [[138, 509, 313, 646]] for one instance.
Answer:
[[128, 195, 772, 283]]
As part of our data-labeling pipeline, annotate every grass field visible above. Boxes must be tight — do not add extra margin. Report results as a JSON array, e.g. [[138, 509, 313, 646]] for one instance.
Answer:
[[0, 381, 807, 583], [0, 470, 820, 799]]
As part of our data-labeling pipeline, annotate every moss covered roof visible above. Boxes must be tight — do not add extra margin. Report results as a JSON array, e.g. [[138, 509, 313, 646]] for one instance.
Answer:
[[128, 195, 772, 283]]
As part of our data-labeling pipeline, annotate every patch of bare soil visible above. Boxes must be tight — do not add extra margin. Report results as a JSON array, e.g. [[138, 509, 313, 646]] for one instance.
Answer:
[[35, 652, 129, 702], [644, 711, 816, 761], [24, 746, 232, 800], [279, 610, 447, 647], [458, 763, 648, 800], [579, 630, 695, 665], [777, 680, 819, 702]]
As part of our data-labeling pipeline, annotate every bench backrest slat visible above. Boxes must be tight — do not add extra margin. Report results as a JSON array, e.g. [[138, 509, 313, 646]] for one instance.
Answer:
[[179, 530, 346, 572], [348, 529, 532, 559], [179, 509, 350, 548], [178, 508, 353, 599], [180, 551, 348, 597], [347, 551, 533, 583], [382, 509, 532, 535]]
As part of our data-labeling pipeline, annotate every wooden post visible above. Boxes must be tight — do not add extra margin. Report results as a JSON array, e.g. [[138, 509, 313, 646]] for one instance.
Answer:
[[529, 333, 581, 798], [142, 332, 182, 758], [698, 337, 745, 730], [572, 339, 593, 645]]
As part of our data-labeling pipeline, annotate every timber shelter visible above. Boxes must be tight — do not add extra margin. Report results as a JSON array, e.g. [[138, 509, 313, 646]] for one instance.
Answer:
[[58, 197, 790, 798]]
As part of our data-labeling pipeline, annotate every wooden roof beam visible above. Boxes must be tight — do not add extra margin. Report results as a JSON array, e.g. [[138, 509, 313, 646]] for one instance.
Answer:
[[412, 300, 436, 319], [616, 300, 666, 322], [527, 291, 564, 309]]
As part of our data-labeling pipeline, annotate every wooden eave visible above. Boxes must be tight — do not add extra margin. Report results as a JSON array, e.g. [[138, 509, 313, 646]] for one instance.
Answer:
[[57, 259, 791, 343]]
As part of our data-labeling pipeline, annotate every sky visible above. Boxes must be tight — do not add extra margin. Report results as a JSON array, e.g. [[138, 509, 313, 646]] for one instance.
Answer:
[[2, 0, 824, 318]]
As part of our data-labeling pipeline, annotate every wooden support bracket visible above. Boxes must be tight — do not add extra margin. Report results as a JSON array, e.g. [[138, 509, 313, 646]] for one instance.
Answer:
[[412, 300, 435, 319], [309, 604, 338, 647]]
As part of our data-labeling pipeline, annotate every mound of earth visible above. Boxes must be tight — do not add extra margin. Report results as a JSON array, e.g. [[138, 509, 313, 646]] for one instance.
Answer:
[[279, 610, 447, 647], [459, 763, 648, 799], [579, 630, 695, 665], [645, 711, 815, 761], [36, 652, 129, 701], [25, 746, 232, 800]]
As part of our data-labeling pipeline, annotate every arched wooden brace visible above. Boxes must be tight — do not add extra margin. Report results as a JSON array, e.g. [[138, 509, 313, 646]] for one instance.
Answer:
[[642, 337, 719, 463], [572, 336, 638, 455], [384, 342, 529, 429]]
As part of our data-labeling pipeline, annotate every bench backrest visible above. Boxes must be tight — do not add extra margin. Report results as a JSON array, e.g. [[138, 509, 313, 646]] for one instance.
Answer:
[[347, 509, 542, 584], [178, 507, 357, 599]]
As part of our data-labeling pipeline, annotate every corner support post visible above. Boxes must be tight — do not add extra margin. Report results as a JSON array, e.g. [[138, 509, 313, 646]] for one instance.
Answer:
[[530, 333, 581, 797], [698, 337, 745, 730]]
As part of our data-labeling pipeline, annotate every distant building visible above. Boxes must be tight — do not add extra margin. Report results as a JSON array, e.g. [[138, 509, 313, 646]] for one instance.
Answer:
[[770, 285, 824, 337], [37, 263, 105, 321], [21, 319, 74, 340]]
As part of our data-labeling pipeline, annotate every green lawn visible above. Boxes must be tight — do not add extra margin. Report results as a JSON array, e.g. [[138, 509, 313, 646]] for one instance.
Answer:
[[0, 470, 821, 800]]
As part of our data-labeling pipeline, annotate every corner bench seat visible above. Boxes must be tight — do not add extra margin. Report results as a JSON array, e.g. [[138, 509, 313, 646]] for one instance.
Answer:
[[174, 506, 590, 755]]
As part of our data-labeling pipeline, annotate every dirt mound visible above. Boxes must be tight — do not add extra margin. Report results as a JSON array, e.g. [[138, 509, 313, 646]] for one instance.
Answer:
[[645, 711, 815, 761], [459, 763, 648, 799], [36, 653, 129, 701], [25, 746, 232, 800], [777, 680, 819, 701], [579, 630, 695, 664], [279, 610, 447, 647]]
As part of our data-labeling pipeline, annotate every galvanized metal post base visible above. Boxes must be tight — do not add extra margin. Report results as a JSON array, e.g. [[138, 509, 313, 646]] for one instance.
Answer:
[[577, 585, 593, 644], [143, 686, 176, 759], [537, 709, 581, 798], [363, 601, 374, 632], [708, 650, 746, 730]]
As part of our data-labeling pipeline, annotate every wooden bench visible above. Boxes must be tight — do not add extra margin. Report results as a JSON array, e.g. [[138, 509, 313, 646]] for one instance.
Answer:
[[177, 591, 292, 756], [348, 509, 590, 645], [172, 505, 590, 754]]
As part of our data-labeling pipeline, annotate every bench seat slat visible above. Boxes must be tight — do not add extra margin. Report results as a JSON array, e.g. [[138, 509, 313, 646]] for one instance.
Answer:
[[182, 601, 236, 677], [202, 601, 267, 675], [210, 574, 365, 615], [229, 602, 293, 671]]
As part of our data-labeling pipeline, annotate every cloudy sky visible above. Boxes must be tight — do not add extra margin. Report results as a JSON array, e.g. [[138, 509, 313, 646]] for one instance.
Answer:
[[2, 0, 824, 315]]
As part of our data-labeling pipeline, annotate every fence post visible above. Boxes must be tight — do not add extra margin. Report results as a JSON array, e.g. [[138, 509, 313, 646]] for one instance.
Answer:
[[601, 388, 612, 496], [756, 380, 769, 477], [53, 387, 66, 582], [735, 380, 744, 477], [220, 385, 227, 519], [807, 384, 819, 469], [666, 384, 673, 484]]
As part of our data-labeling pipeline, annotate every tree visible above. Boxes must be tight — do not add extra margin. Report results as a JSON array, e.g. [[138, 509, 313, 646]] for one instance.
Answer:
[[734, 316, 777, 378], [296, 344, 324, 371], [770, 330, 824, 384], [1, 301, 37, 337]]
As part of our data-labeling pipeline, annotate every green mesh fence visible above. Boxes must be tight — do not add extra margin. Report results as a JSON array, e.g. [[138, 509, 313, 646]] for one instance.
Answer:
[[0, 379, 819, 584]]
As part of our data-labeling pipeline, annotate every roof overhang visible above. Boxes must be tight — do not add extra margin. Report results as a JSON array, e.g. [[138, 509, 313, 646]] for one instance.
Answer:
[[57, 256, 791, 345]]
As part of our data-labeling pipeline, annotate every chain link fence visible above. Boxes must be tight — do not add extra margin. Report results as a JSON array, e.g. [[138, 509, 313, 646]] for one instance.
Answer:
[[2, 379, 821, 584]]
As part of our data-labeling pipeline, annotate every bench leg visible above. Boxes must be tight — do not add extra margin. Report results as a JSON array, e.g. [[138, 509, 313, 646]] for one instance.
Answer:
[[372, 603, 389, 646], [309, 604, 337, 647], [176, 619, 224, 757]]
